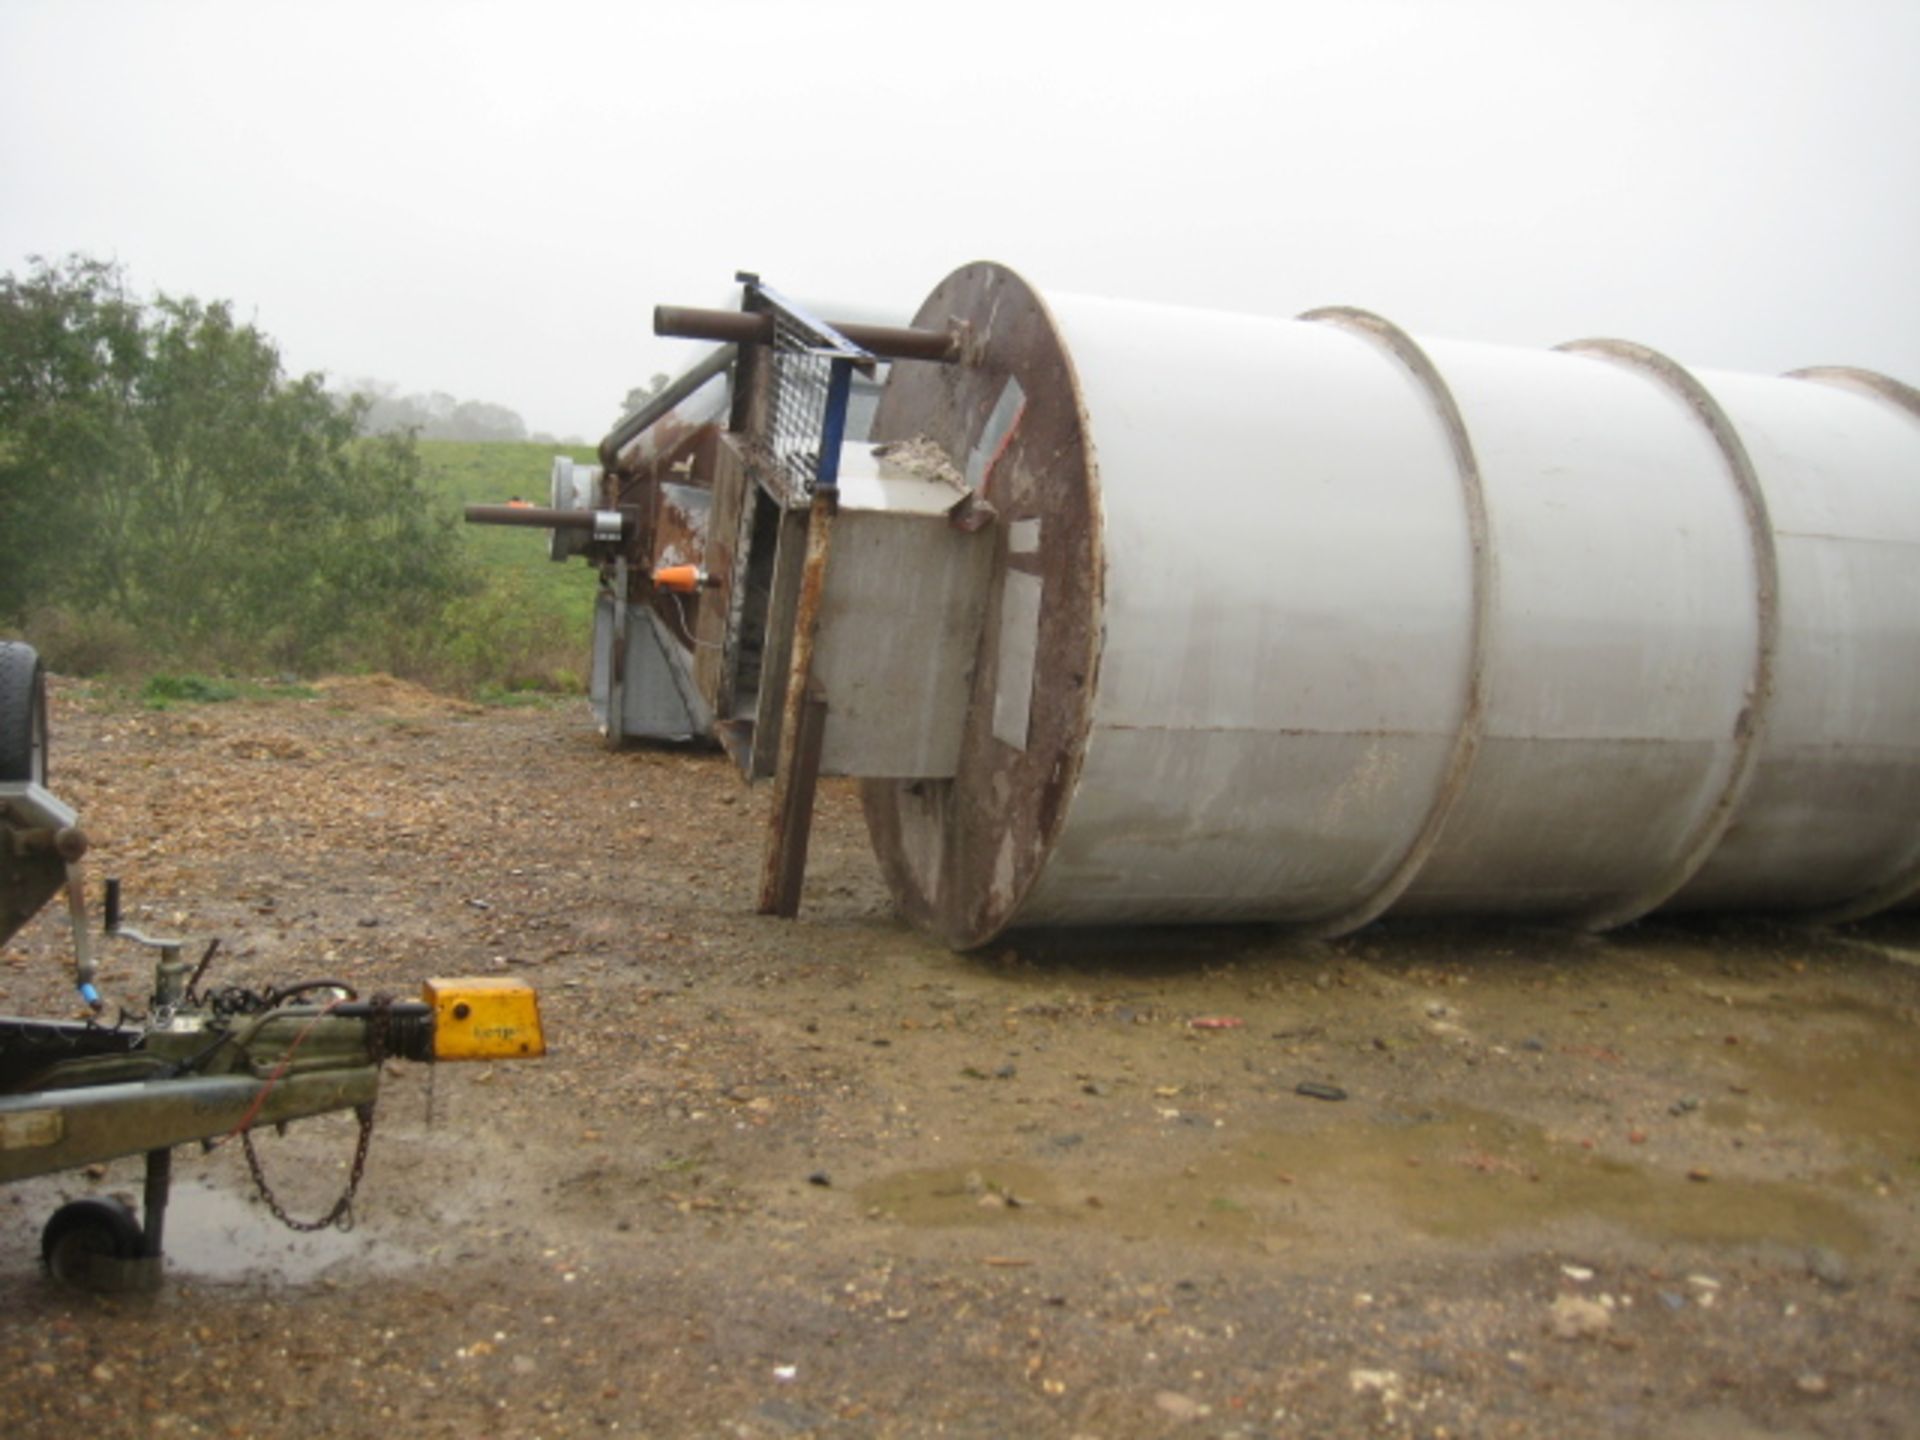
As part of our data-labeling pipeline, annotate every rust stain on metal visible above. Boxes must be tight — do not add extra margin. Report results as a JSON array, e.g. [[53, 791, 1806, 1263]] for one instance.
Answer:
[[654, 486, 711, 569], [654, 306, 961, 364], [613, 413, 707, 492], [696, 435, 750, 716], [860, 262, 1105, 949], [757, 491, 837, 916], [600, 406, 739, 662]]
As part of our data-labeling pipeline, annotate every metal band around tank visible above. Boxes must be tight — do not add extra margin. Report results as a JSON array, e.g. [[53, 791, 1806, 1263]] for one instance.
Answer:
[[1295, 308, 1494, 937], [1786, 366, 1920, 922], [1555, 339, 1781, 931]]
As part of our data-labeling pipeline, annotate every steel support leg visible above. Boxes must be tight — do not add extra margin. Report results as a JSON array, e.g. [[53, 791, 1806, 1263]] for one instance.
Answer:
[[758, 491, 835, 917]]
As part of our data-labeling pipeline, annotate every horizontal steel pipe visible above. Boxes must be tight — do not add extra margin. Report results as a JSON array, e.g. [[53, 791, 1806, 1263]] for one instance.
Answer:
[[464, 504, 614, 532], [598, 343, 736, 470], [653, 306, 959, 363]]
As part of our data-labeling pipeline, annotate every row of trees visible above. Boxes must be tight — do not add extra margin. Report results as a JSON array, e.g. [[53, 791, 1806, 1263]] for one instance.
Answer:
[[0, 256, 466, 673], [335, 378, 539, 444], [344, 375, 676, 446]]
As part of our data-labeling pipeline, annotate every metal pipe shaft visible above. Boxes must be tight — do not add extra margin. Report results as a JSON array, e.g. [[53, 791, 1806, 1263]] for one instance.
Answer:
[[142, 1147, 171, 1257], [598, 343, 737, 469], [464, 504, 611, 532], [654, 306, 959, 363]]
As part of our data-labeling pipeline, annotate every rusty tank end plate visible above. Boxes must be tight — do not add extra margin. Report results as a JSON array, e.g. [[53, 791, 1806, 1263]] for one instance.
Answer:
[[862, 263, 1103, 948]]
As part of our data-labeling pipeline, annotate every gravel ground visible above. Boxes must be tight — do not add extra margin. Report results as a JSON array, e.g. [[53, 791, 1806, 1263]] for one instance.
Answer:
[[2, 677, 1916, 1439]]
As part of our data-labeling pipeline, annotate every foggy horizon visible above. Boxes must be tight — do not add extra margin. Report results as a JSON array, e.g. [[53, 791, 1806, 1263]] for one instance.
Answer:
[[4, 1, 1915, 444]]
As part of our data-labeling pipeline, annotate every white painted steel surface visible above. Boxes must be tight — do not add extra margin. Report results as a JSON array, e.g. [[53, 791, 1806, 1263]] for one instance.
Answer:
[[1394, 338, 1771, 923], [1015, 299, 1479, 927], [1667, 370, 1920, 918], [983, 288, 1920, 935]]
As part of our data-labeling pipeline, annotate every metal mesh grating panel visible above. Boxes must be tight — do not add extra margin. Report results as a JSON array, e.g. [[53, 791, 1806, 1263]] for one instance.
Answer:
[[745, 279, 873, 501], [767, 311, 836, 497]]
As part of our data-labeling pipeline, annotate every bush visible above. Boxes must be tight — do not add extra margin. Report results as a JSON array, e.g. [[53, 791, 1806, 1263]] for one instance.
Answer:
[[1, 257, 465, 677], [17, 606, 150, 677], [430, 567, 586, 695]]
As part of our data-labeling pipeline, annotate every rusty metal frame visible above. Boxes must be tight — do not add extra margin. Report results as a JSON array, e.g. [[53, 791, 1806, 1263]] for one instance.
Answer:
[[756, 488, 836, 915], [747, 506, 810, 777], [758, 677, 830, 917], [672, 280, 871, 918], [604, 556, 630, 750], [598, 344, 736, 470]]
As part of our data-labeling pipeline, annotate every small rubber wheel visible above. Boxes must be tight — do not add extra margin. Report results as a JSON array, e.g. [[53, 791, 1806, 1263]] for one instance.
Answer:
[[41, 1197, 143, 1285], [0, 641, 48, 785]]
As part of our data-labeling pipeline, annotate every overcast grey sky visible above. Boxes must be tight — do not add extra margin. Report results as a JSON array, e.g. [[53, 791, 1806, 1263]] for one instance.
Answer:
[[3, 0, 1915, 442]]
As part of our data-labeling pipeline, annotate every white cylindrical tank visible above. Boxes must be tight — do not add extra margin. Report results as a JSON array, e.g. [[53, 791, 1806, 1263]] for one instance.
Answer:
[[862, 263, 1920, 947]]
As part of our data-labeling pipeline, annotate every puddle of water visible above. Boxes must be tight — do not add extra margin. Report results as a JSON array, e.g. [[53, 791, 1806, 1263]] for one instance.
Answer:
[[1256, 1110, 1874, 1251], [852, 1158, 1294, 1247], [1723, 1016, 1920, 1162], [2, 1170, 420, 1285], [157, 1176, 415, 1284], [859, 1107, 1874, 1255]]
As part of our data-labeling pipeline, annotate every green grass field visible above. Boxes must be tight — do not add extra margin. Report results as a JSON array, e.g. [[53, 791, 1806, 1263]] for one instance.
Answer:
[[21, 440, 603, 697], [417, 440, 602, 695]]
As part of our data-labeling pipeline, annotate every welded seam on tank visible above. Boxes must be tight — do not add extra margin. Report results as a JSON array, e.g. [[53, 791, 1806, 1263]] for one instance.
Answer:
[[1790, 366, 1920, 425], [1788, 366, 1920, 923], [1097, 726, 1720, 742], [1555, 339, 1780, 932], [1101, 724, 1433, 737], [1768, 530, 1920, 547], [1290, 308, 1493, 940]]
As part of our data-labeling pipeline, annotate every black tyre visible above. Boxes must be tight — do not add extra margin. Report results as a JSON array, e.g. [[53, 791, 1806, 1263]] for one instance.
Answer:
[[41, 1197, 144, 1285], [0, 641, 48, 785]]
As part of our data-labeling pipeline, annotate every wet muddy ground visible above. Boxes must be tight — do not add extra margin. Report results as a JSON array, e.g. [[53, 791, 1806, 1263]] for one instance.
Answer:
[[2, 678, 1916, 1438]]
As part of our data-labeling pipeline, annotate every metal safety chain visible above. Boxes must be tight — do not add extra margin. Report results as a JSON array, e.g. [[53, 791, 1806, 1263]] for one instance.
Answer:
[[242, 994, 392, 1233]]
